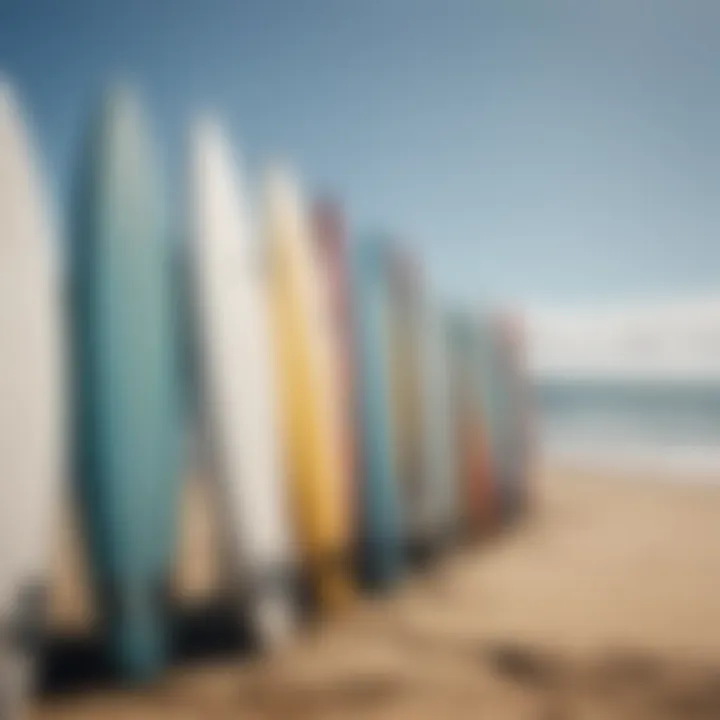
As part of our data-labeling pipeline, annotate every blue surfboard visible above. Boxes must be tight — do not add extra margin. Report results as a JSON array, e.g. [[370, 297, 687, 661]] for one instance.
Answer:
[[68, 87, 183, 681], [349, 236, 403, 588]]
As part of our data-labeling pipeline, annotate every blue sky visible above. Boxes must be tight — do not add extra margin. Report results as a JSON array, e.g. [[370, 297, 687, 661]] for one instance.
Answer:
[[3, 0, 720, 306]]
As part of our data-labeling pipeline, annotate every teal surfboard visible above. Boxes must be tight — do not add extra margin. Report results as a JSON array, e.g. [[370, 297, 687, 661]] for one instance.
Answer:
[[68, 88, 183, 681], [350, 236, 403, 588]]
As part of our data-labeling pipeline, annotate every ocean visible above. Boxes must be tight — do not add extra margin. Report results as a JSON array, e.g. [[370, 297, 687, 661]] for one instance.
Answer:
[[534, 378, 720, 475]]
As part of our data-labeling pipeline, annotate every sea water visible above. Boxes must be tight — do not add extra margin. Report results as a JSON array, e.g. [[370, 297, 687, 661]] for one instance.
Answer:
[[535, 378, 720, 476]]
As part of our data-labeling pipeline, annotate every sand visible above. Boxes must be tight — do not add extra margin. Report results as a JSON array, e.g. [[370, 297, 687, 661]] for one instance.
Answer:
[[32, 462, 720, 719]]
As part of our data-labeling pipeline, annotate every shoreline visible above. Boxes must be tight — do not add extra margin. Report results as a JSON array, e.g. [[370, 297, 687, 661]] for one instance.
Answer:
[[539, 447, 720, 483]]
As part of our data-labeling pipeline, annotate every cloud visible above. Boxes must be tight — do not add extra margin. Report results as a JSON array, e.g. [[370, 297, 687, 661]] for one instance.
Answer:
[[524, 294, 720, 381]]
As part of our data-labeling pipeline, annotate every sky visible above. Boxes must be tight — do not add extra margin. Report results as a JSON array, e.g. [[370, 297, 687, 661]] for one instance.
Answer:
[[2, 0, 720, 307]]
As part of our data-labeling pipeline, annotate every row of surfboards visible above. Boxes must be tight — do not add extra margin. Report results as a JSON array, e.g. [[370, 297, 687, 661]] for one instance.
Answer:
[[0, 78, 532, 715]]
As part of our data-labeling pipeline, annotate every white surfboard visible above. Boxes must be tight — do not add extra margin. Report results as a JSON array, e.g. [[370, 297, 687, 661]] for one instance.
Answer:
[[0, 80, 65, 716], [187, 118, 295, 648]]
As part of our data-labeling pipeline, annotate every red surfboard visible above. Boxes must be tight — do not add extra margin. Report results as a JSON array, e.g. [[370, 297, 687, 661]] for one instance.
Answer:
[[446, 312, 497, 538], [493, 312, 534, 516]]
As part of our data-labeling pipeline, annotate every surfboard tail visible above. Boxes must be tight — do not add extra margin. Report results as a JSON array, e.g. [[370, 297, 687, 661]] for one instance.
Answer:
[[251, 593, 294, 651], [315, 567, 354, 613], [0, 649, 32, 720], [359, 535, 403, 591], [108, 581, 169, 683]]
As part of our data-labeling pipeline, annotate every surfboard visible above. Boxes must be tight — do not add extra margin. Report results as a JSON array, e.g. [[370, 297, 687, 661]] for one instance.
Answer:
[[506, 315, 534, 512], [446, 312, 496, 537], [475, 314, 505, 529], [350, 236, 403, 588], [479, 315, 513, 521], [420, 296, 458, 547], [68, 87, 183, 681], [312, 199, 357, 547], [0, 80, 65, 718], [263, 167, 352, 613], [490, 313, 532, 519], [186, 118, 295, 647], [385, 246, 434, 557]]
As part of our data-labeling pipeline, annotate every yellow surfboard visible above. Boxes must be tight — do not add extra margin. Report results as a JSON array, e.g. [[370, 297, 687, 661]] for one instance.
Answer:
[[262, 167, 352, 612]]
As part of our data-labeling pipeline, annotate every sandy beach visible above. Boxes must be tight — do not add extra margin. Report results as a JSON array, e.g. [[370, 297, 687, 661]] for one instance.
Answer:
[[33, 462, 720, 719]]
